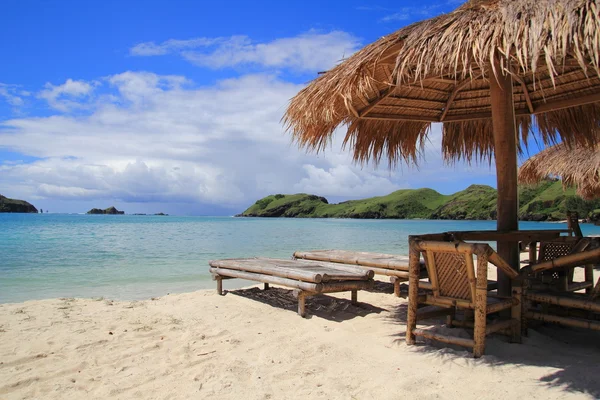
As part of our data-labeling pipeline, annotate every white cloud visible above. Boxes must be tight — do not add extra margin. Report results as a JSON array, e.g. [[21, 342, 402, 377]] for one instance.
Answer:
[[377, 4, 454, 23], [294, 164, 401, 197], [380, 13, 410, 22], [38, 78, 97, 112], [0, 83, 25, 107], [2, 71, 398, 210], [130, 37, 223, 56], [0, 69, 492, 213], [131, 31, 361, 72]]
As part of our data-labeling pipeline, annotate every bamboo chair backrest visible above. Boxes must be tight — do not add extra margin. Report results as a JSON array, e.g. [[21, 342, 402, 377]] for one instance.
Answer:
[[414, 240, 518, 304], [418, 241, 480, 302], [429, 251, 474, 300], [539, 239, 580, 262], [537, 237, 589, 284]]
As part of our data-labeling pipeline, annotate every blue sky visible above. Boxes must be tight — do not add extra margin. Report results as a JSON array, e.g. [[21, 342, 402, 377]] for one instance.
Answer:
[[0, 0, 538, 215]]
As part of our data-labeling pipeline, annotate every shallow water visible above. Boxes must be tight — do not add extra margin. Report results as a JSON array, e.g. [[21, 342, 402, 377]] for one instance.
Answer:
[[2, 214, 598, 303]]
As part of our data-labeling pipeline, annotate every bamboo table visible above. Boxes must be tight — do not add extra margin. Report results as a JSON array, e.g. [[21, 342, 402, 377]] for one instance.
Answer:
[[209, 257, 374, 317]]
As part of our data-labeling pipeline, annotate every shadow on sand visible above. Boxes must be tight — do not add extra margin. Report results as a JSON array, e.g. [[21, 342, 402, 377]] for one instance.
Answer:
[[384, 301, 600, 398], [227, 286, 387, 322]]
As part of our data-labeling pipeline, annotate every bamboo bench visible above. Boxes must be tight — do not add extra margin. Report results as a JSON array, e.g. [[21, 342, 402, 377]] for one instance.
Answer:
[[293, 249, 427, 297], [209, 257, 375, 317]]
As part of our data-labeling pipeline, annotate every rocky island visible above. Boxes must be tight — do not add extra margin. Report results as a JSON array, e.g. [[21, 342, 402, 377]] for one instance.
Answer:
[[0, 194, 38, 213], [87, 206, 125, 215], [238, 181, 600, 222]]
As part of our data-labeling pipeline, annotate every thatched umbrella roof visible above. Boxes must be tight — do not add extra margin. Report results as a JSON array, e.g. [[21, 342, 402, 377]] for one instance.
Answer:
[[283, 0, 600, 296], [519, 144, 600, 199], [284, 0, 600, 166]]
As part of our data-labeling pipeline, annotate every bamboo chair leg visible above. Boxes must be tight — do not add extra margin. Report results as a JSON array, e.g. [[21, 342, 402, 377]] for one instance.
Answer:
[[351, 289, 358, 305], [406, 243, 421, 346], [216, 277, 223, 295], [521, 282, 530, 337], [511, 284, 522, 343], [264, 283, 270, 291], [446, 307, 456, 328], [473, 255, 489, 358], [584, 265, 594, 295], [558, 275, 568, 292]]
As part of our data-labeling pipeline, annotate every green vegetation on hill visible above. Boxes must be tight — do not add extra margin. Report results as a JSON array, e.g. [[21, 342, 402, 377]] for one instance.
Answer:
[[239, 180, 600, 221], [0, 194, 38, 213]]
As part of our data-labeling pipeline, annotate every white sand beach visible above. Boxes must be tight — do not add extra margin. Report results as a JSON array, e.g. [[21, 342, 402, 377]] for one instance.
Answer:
[[1, 270, 599, 400]]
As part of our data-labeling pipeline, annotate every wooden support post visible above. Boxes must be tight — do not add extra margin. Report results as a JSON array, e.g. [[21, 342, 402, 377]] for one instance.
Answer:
[[216, 276, 223, 295], [392, 277, 401, 297], [490, 60, 519, 298], [584, 265, 594, 295], [473, 254, 489, 358], [297, 291, 306, 318], [406, 238, 421, 345], [528, 241, 537, 265], [351, 289, 358, 305], [264, 283, 270, 290], [511, 282, 522, 343]]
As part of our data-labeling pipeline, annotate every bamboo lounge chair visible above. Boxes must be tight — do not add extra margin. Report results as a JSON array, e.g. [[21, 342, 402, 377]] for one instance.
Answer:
[[209, 257, 374, 317], [293, 249, 427, 297], [523, 247, 600, 331], [405, 238, 522, 358]]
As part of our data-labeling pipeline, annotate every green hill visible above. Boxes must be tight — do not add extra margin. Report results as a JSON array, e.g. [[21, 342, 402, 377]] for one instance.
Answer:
[[0, 194, 38, 213], [239, 181, 600, 221]]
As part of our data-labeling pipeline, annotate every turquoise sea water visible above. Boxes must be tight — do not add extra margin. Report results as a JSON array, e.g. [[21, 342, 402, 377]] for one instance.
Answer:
[[3, 214, 600, 304]]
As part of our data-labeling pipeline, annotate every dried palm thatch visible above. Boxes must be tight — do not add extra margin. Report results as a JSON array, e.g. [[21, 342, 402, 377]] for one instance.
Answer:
[[519, 144, 600, 199], [284, 0, 600, 167]]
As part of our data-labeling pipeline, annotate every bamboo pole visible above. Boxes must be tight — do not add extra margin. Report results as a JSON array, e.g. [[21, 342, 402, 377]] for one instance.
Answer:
[[209, 259, 325, 283], [490, 62, 519, 298], [297, 261, 374, 279], [406, 238, 421, 345], [592, 278, 600, 300], [415, 306, 454, 321], [351, 290, 358, 305], [209, 267, 323, 293], [511, 281, 522, 343], [425, 250, 440, 298], [448, 318, 514, 335], [412, 329, 475, 349], [473, 253, 489, 357], [319, 280, 374, 293], [529, 241, 538, 265], [524, 292, 600, 312], [465, 253, 476, 301], [416, 240, 479, 254], [531, 248, 600, 273], [526, 311, 600, 331], [447, 230, 564, 242], [584, 265, 594, 295]]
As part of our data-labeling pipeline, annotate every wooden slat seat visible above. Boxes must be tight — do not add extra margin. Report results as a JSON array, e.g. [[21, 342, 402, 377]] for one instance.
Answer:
[[209, 257, 375, 317], [293, 249, 427, 296], [406, 238, 522, 358]]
